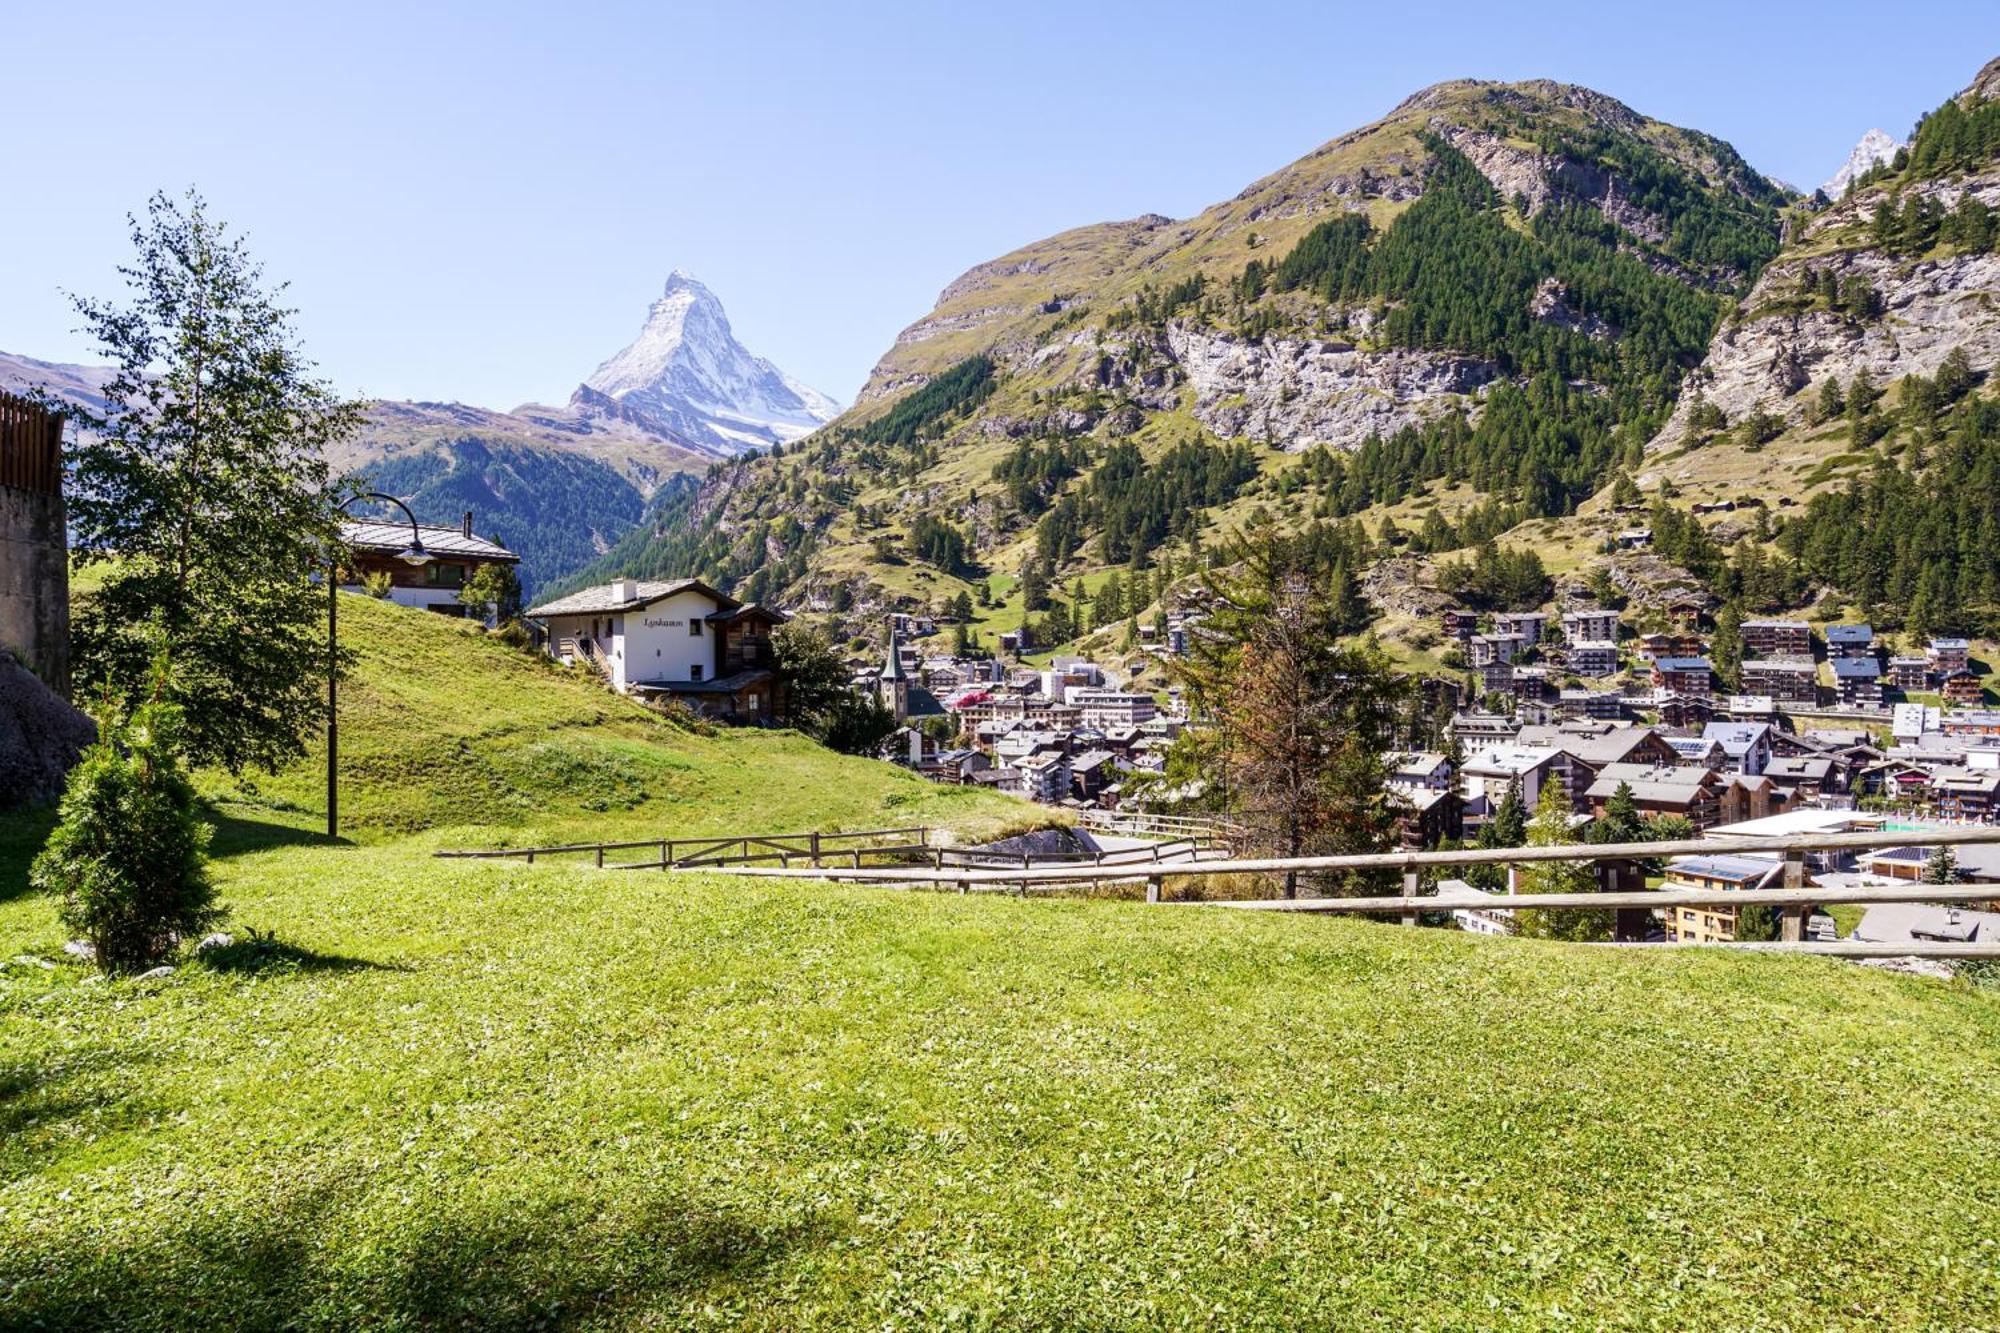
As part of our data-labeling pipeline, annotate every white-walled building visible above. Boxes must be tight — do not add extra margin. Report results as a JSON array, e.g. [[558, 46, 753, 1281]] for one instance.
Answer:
[[1073, 689, 1157, 729], [526, 577, 787, 720]]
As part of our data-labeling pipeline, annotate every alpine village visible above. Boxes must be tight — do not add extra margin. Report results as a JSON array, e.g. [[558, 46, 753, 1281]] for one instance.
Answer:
[[4, 32, 2000, 1331]]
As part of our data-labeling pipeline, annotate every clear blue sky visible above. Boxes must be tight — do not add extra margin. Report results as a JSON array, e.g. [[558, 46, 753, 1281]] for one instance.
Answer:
[[4, 1, 1994, 409]]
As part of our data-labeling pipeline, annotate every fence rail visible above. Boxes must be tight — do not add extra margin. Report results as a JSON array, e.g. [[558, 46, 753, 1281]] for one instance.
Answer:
[[435, 826, 933, 870], [1073, 808, 1244, 843], [669, 825, 2000, 956]]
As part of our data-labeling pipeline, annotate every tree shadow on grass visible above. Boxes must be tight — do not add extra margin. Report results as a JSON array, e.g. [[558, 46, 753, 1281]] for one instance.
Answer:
[[0, 805, 346, 905], [0, 1050, 166, 1186], [193, 930, 404, 976], [0, 803, 55, 903], [0, 1182, 823, 1331], [204, 807, 352, 859]]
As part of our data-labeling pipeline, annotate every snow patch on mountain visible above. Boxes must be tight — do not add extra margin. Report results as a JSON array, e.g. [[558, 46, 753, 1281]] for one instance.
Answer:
[[573, 270, 840, 456], [1821, 129, 1903, 199]]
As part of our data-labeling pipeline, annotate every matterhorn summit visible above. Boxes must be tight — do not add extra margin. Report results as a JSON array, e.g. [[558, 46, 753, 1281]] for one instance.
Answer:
[[1820, 128, 1903, 199], [571, 270, 840, 456]]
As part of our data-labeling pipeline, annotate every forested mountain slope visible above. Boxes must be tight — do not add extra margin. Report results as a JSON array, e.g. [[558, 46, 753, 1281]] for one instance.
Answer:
[[554, 76, 1790, 634]]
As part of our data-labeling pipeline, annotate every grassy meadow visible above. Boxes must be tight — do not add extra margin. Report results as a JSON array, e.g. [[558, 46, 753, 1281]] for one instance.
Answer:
[[2, 595, 1997, 1329]]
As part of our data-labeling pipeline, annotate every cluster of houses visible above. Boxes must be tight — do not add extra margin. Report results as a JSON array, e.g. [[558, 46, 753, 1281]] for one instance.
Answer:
[[1437, 803, 2000, 948], [1443, 601, 1986, 725], [853, 616, 1191, 805], [366, 555, 1994, 950]]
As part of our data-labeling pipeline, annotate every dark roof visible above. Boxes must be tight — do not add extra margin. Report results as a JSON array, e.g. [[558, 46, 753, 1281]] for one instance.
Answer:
[[526, 577, 736, 618], [1826, 623, 1874, 643], [1831, 657, 1881, 679], [632, 668, 773, 696], [1654, 657, 1712, 673], [341, 520, 517, 562], [704, 603, 788, 625]]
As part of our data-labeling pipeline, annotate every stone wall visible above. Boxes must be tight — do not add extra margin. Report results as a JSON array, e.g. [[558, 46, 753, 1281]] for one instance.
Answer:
[[0, 391, 69, 698], [0, 483, 68, 697]]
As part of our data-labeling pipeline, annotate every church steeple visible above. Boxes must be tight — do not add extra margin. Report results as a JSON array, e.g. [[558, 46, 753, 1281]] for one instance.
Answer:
[[877, 617, 909, 722]]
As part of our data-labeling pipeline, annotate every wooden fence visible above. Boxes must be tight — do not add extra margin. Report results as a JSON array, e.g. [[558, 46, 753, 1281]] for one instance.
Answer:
[[434, 826, 933, 870], [670, 825, 2000, 958], [1073, 808, 1243, 847], [432, 823, 1228, 874], [0, 391, 63, 495]]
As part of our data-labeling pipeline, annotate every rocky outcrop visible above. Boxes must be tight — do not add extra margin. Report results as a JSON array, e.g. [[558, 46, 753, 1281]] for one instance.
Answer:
[[1648, 172, 2000, 452], [1166, 324, 1500, 449], [0, 651, 95, 810]]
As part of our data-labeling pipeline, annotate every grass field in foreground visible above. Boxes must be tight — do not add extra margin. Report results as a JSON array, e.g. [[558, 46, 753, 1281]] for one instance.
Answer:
[[1, 595, 1997, 1328]]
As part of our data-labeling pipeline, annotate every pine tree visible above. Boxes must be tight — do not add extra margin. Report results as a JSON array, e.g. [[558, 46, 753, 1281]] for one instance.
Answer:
[[1515, 780, 1609, 941], [1711, 603, 1745, 694], [1467, 779, 1528, 891], [1175, 522, 1410, 897], [1923, 844, 1960, 885], [60, 191, 360, 773]]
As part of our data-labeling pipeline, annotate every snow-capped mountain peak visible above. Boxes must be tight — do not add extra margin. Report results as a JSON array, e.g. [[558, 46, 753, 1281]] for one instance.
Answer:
[[1820, 128, 1903, 199], [572, 272, 840, 457]]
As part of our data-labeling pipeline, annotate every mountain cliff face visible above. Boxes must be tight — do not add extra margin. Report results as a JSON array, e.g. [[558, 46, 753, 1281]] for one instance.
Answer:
[[572, 270, 839, 455], [1649, 63, 2000, 454], [562, 76, 1790, 619]]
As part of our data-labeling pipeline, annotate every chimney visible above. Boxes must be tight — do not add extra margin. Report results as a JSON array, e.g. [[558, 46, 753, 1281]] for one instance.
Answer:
[[462, 511, 474, 538], [613, 576, 638, 602]]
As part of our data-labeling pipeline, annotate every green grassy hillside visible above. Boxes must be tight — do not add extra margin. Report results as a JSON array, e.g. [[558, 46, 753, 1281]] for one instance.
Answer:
[[3, 595, 1999, 1326]]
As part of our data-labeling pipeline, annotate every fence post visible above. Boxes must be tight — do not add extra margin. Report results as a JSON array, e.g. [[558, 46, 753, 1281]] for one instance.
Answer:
[[1147, 875, 1162, 904], [660, 841, 669, 869], [526, 849, 535, 865], [1780, 848, 1807, 943], [810, 831, 821, 868], [1402, 866, 1419, 927], [596, 846, 605, 869]]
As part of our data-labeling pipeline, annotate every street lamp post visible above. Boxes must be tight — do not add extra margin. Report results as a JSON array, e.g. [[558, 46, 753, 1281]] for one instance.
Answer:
[[329, 493, 432, 838]]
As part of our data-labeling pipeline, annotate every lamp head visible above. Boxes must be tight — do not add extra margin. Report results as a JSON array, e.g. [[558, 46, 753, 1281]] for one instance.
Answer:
[[397, 540, 430, 567]]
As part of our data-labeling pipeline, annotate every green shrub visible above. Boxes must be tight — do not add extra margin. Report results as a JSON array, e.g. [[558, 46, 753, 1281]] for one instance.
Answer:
[[33, 700, 217, 972]]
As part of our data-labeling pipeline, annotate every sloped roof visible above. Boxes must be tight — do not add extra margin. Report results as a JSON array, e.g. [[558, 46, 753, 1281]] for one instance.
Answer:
[[527, 577, 734, 618], [341, 520, 517, 562]]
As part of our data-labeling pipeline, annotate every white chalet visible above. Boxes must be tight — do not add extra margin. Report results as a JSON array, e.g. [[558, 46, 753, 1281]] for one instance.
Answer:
[[526, 577, 788, 721]]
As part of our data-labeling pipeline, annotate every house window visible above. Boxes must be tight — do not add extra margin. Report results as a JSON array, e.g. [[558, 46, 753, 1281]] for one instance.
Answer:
[[690, 619, 704, 636], [690, 664, 703, 682], [428, 562, 465, 587], [746, 692, 760, 712]]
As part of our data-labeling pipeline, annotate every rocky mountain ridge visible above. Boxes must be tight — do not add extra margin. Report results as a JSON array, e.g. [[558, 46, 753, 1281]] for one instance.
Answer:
[[573, 269, 839, 454], [1821, 128, 1904, 198], [1, 275, 836, 594], [1649, 63, 2000, 454]]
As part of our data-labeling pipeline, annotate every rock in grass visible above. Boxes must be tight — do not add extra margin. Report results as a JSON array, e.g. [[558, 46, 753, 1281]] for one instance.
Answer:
[[135, 965, 175, 981], [62, 939, 96, 961]]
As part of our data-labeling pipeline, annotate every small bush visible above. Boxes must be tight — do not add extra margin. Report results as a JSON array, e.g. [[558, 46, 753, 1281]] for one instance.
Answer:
[[33, 699, 218, 972]]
